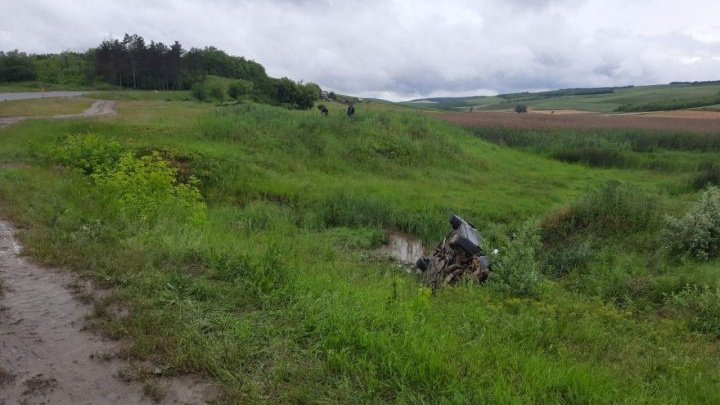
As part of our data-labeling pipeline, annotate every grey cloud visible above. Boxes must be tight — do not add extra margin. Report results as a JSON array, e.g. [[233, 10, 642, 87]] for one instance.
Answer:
[[1, 0, 719, 100]]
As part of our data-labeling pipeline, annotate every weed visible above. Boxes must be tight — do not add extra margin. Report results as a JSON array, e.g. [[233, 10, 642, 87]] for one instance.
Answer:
[[689, 161, 720, 190], [668, 284, 720, 337], [490, 220, 542, 297], [663, 187, 720, 260]]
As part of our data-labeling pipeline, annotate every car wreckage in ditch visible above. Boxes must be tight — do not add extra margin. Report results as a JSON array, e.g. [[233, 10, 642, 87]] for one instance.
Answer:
[[415, 215, 495, 289]]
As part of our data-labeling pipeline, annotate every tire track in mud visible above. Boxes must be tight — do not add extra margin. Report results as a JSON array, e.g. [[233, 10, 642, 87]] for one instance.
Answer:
[[0, 100, 117, 129], [0, 219, 215, 404]]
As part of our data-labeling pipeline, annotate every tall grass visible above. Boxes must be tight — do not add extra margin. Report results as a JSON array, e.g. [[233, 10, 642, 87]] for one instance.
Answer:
[[1, 101, 720, 402]]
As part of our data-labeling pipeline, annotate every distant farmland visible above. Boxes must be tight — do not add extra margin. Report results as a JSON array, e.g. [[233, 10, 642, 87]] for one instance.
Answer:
[[436, 110, 720, 133], [405, 81, 720, 113]]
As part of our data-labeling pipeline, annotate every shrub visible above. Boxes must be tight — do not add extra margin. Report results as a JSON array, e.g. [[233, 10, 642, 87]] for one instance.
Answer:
[[662, 187, 720, 260], [191, 83, 209, 101], [542, 239, 594, 276], [209, 83, 226, 102], [689, 162, 720, 191], [668, 284, 720, 337], [51, 133, 123, 175], [541, 182, 658, 246], [551, 148, 629, 168], [93, 152, 207, 224], [491, 220, 542, 297], [227, 80, 253, 100]]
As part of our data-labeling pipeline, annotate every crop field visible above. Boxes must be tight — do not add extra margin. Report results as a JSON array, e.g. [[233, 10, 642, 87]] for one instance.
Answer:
[[1, 96, 720, 403], [436, 110, 720, 133], [409, 82, 720, 113]]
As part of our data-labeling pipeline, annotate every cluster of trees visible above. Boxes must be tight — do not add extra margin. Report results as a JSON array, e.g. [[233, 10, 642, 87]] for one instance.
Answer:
[[0, 50, 37, 82], [0, 33, 320, 109], [92, 34, 184, 90]]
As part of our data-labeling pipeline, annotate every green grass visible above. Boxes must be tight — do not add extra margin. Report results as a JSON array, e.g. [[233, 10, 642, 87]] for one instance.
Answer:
[[86, 90, 193, 102], [0, 100, 719, 403], [0, 97, 94, 117]]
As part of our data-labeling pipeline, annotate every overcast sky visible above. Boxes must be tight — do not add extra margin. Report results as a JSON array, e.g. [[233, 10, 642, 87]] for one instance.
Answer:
[[1, 0, 719, 100]]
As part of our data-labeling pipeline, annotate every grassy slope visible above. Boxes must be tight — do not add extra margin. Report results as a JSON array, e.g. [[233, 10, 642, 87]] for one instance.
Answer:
[[0, 99, 718, 403]]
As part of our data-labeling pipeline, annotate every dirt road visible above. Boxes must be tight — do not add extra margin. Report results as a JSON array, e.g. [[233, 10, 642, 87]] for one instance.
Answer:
[[0, 220, 214, 404], [0, 100, 116, 129]]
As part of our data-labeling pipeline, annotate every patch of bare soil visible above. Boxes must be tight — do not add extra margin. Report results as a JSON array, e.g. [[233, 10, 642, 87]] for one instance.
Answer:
[[0, 219, 216, 404], [0, 100, 116, 130], [54, 100, 117, 120], [0, 117, 25, 129]]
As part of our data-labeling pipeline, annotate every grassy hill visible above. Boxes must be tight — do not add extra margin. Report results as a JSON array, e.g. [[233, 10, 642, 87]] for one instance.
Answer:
[[1, 97, 720, 402], [401, 81, 720, 113]]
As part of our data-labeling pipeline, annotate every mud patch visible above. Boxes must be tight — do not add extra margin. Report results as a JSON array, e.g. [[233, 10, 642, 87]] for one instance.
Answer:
[[23, 374, 58, 395], [0, 100, 115, 130], [0, 366, 16, 385], [0, 219, 216, 404]]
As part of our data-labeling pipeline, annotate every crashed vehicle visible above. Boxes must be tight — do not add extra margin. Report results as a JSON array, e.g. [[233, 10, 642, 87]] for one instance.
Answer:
[[416, 214, 493, 289]]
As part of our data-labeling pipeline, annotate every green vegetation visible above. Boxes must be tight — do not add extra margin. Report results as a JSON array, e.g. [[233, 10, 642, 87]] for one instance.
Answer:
[[402, 82, 720, 112], [1, 97, 720, 403], [0, 97, 93, 117], [472, 126, 720, 176], [1, 34, 320, 110]]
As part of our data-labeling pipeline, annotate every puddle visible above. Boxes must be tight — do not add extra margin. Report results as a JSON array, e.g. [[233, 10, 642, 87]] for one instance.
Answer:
[[0, 219, 216, 404], [379, 232, 424, 265]]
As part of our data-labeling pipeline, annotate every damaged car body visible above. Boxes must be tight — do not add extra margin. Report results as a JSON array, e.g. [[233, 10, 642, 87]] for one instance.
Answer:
[[416, 214, 493, 289]]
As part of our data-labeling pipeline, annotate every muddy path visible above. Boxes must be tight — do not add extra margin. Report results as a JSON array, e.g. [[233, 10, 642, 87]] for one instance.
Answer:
[[0, 100, 116, 129], [0, 219, 214, 404]]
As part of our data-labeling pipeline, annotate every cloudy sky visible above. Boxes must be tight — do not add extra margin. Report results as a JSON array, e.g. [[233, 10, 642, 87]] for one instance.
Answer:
[[1, 0, 719, 100]]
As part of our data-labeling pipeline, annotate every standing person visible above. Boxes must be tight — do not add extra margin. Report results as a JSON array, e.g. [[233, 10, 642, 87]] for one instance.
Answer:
[[347, 103, 355, 118]]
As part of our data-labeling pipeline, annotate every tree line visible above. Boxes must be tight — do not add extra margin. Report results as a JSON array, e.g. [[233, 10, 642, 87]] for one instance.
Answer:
[[0, 33, 320, 109]]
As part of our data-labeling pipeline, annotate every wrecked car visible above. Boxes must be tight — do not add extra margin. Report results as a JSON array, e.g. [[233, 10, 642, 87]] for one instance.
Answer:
[[416, 214, 493, 289]]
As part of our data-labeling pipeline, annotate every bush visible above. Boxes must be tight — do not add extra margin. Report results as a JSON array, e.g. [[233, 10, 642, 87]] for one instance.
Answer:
[[191, 83, 209, 102], [227, 80, 253, 100], [51, 133, 123, 175], [668, 284, 720, 337], [209, 83, 226, 102], [93, 152, 207, 225], [541, 182, 658, 246], [542, 239, 594, 276], [689, 162, 720, 191], [491, 220, 542, 297], [662, 187, 720, 260], [551, 148, 629, 168]]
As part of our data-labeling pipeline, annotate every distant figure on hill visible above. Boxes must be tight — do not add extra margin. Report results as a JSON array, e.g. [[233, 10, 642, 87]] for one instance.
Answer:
[[347, 104, 355, 118]]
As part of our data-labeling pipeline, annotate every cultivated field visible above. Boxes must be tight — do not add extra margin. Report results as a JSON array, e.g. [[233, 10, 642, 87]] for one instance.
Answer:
[[437, 110, 720, 133], [407, 82, 720, 113]]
